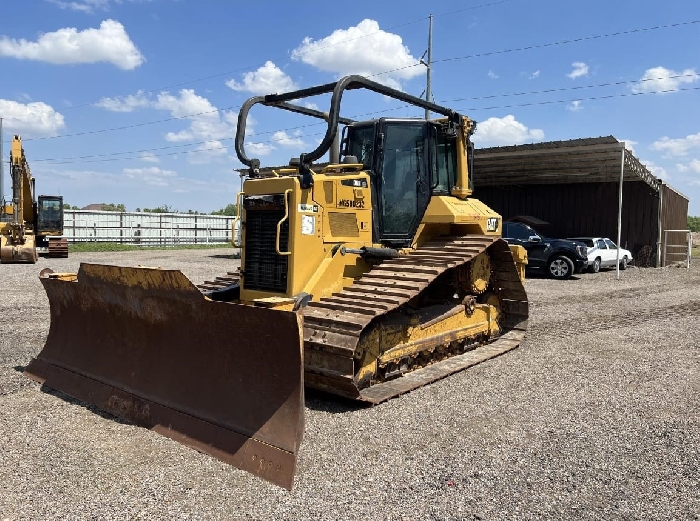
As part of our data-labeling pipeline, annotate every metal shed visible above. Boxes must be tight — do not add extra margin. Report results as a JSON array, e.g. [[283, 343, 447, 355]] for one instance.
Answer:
[[472, 137, 690, 267]]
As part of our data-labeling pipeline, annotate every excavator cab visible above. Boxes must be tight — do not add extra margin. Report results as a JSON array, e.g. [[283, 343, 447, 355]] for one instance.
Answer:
[[36, 195, 64, 236]]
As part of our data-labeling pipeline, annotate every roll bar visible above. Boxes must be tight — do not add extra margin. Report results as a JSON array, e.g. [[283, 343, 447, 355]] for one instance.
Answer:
[[234, 74, 465, 179]]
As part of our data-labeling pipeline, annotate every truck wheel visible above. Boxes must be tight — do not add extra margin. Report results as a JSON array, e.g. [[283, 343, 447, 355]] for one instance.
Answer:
[[548, 255, 574, 280], [589, 257, 601, 273]]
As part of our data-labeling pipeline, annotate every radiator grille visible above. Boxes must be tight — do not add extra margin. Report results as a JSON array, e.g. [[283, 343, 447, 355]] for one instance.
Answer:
[[243, 208, 289, 293], [328, 212, 360, 237]]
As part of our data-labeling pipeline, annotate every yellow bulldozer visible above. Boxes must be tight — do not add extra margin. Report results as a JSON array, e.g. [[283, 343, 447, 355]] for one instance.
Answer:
[[24, 76, 528, 489], [1, 136, 69, 262]]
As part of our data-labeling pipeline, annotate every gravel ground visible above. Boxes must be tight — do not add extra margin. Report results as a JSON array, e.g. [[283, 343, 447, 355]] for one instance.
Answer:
[[0, 250, 698, 520]]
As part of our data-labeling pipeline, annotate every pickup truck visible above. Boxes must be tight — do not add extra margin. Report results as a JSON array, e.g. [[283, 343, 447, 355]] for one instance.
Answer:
[[502, 221, 589, 279]]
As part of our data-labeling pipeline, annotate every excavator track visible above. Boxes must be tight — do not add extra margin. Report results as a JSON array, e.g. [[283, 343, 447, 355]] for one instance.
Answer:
[[197, 235, 528, 404], [47, 238, 69, 258]]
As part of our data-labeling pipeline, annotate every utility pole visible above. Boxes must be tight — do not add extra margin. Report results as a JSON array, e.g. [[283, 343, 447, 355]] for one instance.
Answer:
[[424, 14, 433, 120], [0, 117, 4, 204]]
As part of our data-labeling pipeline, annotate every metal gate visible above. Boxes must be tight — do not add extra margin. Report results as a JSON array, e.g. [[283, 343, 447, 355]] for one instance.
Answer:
[[662, 229, 692, 268]]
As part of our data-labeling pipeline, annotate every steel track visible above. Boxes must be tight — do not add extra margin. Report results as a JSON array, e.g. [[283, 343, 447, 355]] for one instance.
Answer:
[[198, 235, 529, 404]]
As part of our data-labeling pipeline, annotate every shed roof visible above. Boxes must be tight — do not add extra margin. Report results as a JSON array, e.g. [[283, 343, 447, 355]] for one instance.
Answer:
[[473, 136, 664, 191]]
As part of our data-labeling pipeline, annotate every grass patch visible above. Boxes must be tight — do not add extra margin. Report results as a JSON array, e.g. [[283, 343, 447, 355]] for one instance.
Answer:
[[692, 245, 700, 259], [69, 242, 234, 253]]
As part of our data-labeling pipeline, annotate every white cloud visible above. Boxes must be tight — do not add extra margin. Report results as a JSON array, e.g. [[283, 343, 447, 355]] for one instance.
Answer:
[[226, 61, 297, 95], [650, 132, 700, 157], [247, 142, 275, 156], [188, 140, 228, 165], [566, 100, 583, 112], [676, 159, 700, 174], [272, 130, 305, 148], [487, 70, 499, 79], [0, 99, 65, 136], [472, 115, 544, 147], [47, 0, 153, 13], [47, 0, 110, 12], [639, 159, 669, 180], [291, 19, 423, 89], [529, 70, 540, 80], [96, 90, 150, 112], [152, 89, 239, 164], [155, 89, 234, 137], [0, 20, 144, 70], [631, 66, 699, 94], [567, 62, 589, 80], [304, 102, 319, 110], [123, 166, 177, 187], [139, 151, 160, 163], [620, 139, 638, 155]]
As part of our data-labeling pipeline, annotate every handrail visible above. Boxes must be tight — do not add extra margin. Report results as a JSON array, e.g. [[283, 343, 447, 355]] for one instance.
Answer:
[[235, 75, 464, 171], [276, 189, 292, 256]]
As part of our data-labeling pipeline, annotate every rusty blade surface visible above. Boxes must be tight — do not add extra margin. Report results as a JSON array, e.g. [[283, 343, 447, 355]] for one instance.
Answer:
[[25, 263, 305, 489]]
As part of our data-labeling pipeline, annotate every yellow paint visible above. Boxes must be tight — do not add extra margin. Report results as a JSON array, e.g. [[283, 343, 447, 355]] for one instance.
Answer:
[[508, 245, 528, 282], [251, 297, 296, 311], [1, 136, 66, 263], [238, 171, 375, 302]]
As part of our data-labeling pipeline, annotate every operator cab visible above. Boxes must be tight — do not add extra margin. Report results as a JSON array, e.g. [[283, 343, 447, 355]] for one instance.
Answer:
[[36, 195, 64, 235], [342, 118, 470, 247]]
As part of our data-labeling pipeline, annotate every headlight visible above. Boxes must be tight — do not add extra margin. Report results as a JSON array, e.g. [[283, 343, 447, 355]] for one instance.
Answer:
[[576, 245, 587, 257]]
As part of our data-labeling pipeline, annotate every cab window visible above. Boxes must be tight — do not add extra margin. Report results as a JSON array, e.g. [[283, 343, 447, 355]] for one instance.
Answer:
[[429, 124, 457, 194]]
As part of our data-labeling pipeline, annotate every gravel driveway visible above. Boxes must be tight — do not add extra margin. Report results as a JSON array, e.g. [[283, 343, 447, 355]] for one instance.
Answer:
[[1, 249, 698, 520]]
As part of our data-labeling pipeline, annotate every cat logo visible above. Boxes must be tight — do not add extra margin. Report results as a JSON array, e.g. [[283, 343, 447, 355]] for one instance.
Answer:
[[486, 217, 499, 232]]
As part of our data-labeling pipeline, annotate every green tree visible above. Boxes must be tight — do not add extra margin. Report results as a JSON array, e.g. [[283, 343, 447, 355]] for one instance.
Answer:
[[142, 204, 177, 213], [101, 203, 126, 212], [688, 216, 700, 232], [211, 203, 238, 216]]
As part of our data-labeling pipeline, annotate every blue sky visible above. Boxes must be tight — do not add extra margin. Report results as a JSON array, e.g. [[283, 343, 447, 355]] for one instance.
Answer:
[[2, 0, 699, 214]]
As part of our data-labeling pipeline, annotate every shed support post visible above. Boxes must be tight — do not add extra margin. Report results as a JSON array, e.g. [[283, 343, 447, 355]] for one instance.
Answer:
[[656, 183, 664, 267], [616, 145, 625, 280]]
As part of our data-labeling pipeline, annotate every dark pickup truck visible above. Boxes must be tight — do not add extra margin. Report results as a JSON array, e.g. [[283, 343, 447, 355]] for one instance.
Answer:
[[502, 221, 589, 279]]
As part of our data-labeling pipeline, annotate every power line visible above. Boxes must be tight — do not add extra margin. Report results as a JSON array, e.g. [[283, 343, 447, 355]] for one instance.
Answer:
[[15, 17, 698, 143], [33, 104, 413, 164], [455, 85, 700, 112], [25, 73, 700, 149], [34, 84, 700, 165], [445, 72, 700, 103], [57, 16, 431, 112], [56, 0, 518, 112], [433, 0, 521, 18], [434, 19, 700, 64], [22, 105, 239, 142]]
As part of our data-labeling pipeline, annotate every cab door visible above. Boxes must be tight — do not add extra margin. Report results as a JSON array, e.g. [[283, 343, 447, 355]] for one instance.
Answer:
[[374, 121, 430, 246]]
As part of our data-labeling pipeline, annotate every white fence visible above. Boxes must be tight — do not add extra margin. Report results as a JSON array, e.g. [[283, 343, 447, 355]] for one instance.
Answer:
[[64, 210, 234, 246]]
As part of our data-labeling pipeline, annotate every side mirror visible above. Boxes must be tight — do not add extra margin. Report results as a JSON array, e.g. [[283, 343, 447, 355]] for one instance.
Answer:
[[528, 235, 541, 243]]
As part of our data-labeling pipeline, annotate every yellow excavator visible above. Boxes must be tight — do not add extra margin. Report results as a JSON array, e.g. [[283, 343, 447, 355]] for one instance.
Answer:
[[24, 76, 528, 489], [1, 136, 69, 262]]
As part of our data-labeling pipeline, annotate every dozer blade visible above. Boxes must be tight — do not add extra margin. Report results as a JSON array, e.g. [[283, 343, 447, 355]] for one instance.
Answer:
[[25, 263, 304, 490]]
